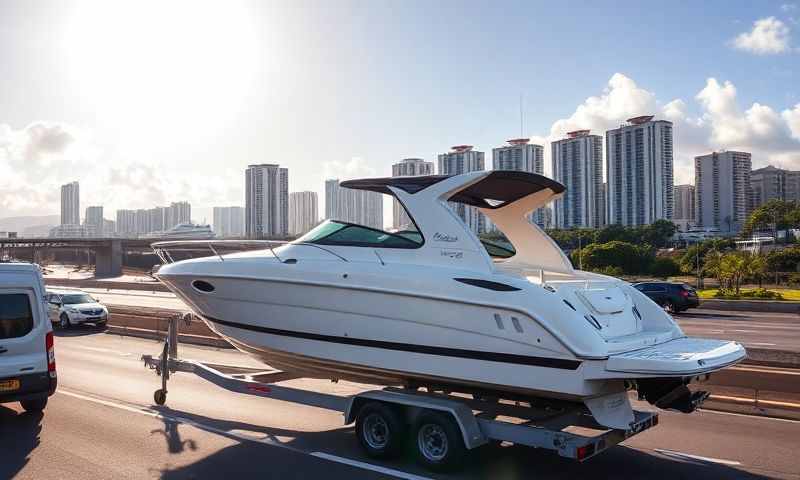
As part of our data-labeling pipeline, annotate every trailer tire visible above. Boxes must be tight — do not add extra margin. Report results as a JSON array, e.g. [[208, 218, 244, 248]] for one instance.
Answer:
[[355, 402, 405, 459], [413, 410, 466, 472]]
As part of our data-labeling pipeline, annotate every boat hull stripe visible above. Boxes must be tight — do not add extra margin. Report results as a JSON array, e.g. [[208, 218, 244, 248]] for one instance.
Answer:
[[203, 316, 582, 370]]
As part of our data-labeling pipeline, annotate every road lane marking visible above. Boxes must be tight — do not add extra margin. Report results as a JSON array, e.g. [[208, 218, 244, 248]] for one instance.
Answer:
[[654, 449, 741, 466], [709, 394, 800, 409], [74, 345, 135, 356], [57, 388, 433, 480], [312, 452, 434, 480], [745, 342, 777, 346], [699, 408, 800, 423], [731, 329, 756, 333], [730, 366, 800, 375]]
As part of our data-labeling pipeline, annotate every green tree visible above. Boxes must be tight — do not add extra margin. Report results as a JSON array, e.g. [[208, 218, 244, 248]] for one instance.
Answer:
[[572, 241, 654, 275], [641, 220, 678, 248], [743, 200, 799, 242], [678, 239, 736, 286], [650, 256, 680, 278], [748, 253, 769, 288]]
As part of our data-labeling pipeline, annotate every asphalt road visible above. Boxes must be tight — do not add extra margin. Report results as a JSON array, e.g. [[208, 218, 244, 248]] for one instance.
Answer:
[[2, 333, 799, 480], [676, 309, 800, 352], [54, 287, 800, 353]]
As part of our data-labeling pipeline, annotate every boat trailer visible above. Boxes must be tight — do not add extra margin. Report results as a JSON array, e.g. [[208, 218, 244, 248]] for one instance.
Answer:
[[142, 313, 659, 470]]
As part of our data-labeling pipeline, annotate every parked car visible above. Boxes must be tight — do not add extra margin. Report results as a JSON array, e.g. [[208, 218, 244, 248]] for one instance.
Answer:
[[632, 281, 700, 313], [0, 263, 57, 413], [46, 290, 109, 329]]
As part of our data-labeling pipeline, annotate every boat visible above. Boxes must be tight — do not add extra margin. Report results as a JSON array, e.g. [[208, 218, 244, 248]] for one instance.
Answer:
[[155, 171, 746, 429]]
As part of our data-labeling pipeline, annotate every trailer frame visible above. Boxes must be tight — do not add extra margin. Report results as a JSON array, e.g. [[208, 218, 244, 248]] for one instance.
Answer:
[[142, 314, 659, 466]]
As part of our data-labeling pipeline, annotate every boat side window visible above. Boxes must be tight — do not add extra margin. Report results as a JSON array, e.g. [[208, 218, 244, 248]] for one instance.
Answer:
[[481, 238, 516, 259], [297, 220, 422, 249], [0, 293, 34, 339]]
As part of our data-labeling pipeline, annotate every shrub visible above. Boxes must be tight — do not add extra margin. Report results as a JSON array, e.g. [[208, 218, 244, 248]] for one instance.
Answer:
[[650, 257, 680, 278]]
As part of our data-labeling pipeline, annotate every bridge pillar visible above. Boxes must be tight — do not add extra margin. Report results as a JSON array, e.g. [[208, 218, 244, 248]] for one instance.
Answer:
[[95, 239, 122, 278]]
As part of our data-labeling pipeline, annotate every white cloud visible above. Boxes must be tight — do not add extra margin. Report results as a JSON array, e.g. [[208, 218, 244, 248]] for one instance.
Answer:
[[547, 73, 657, 139], [731, 17, 791, 54], [783, 103, 800, 140], [535, 73, 800, 186], [322, 156, 376, 181], [781, 3, 797, 12], [0, 122, 242, 219]]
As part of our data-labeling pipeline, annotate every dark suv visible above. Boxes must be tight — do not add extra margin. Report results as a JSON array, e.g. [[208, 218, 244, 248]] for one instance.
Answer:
[[632, 282, 700, 313]]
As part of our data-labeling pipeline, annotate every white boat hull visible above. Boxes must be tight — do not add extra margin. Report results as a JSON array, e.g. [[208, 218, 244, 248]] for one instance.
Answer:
[[161, 273, 622, 401]]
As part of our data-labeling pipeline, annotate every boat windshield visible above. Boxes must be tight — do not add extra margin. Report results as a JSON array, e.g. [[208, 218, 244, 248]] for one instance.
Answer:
[[296, 220, 423, 249]]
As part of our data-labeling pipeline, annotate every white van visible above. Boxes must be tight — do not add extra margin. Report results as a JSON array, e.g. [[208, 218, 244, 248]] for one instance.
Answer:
[[0, 263, 57, 412]]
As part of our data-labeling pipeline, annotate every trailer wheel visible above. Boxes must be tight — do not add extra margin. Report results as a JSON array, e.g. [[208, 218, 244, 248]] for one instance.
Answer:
[[413, 410, 466, 472], [355, 402, 405, 459], [154, 389, 167, 406]]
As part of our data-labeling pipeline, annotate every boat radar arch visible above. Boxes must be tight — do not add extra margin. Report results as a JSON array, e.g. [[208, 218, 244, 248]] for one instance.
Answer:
[[341, 171, 572, 274]]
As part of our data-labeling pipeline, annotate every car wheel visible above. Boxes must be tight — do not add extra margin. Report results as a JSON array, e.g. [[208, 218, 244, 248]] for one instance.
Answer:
[[21, 396, 48, 413], [59, 313, 71, 329]]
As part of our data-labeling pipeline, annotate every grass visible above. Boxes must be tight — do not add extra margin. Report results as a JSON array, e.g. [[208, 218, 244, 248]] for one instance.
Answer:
[[697, 288, 800, 301]]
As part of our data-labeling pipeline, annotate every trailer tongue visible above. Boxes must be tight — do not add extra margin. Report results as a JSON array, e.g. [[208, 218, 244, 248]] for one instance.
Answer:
[[142, 314, 660, 471]]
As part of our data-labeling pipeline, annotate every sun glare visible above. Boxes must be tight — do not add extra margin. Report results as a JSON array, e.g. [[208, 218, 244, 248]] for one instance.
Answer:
[[62, 1, 259, 145]]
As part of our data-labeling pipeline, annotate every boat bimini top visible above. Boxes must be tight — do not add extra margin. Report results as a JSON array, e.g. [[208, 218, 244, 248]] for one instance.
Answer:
[[339, 171, 573, 275]]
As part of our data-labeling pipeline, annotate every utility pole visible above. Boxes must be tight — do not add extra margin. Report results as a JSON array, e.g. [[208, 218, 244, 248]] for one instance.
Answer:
[[696, 245, 701, 289]]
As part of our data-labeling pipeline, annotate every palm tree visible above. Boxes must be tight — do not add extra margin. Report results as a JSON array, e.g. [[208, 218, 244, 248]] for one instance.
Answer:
[[748, 253, 769, 289]]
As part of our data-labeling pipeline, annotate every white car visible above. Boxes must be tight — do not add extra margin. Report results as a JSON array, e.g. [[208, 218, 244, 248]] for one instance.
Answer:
[[46, 290, 109, 329], [1, 263, 57, 413]]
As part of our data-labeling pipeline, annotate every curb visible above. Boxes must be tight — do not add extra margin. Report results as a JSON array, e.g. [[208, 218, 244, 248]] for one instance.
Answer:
[[702, 396, 800, 421], [45, 278, 169, 293], [105, 324, 231, 349], [698, 299, 800, 314]]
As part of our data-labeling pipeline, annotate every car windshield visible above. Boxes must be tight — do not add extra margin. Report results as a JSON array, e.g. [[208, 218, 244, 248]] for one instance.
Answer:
[[296, 220, 423, 249], [62, 294, 95, 304]]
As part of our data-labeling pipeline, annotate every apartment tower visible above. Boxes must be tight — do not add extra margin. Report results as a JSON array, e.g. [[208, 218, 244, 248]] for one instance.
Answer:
[[606, 116, 674, 226]]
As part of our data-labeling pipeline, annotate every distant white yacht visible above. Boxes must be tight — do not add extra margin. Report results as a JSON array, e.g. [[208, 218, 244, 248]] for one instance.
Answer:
[[143, 223, 215, 240]]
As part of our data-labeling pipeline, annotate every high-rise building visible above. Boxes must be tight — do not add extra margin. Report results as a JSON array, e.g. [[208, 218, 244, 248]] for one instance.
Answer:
[[750, 165, 800, 209], [438, 145, 485, 234], [166, 201, 191, 229], [134, 209, 149, 235], [673, 184, 696, 231], [325, 179, 341, 221], [606, 116, 674, 226], [492, 139, 547, 228], [551, 131, 604, 229], [289, 191, 319, 235], [149, 206, 167, 233], [102, 219, 116, 236], [245, 164, 289, 238], [84, 206, 104, 237], [116, 209, 137, 237], [391, 158, 434, 228], [213, 206, 245, 238], [60, 181, 80, 225], [695, 151, 752, 233], [324, 179, 383, 229]]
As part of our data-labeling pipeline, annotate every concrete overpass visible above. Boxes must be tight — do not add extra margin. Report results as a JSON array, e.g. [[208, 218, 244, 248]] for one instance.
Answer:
[[0, 238, 157, 277]]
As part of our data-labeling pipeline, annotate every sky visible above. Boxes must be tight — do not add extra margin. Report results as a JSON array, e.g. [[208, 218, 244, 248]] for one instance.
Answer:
[[1, 0, 800, 226]]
